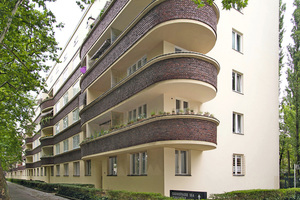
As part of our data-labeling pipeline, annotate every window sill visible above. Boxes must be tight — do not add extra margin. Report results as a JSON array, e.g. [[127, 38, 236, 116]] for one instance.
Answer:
[[127, 174, 147, 176], [85, 174, 91, 176], [107, 175, 117, 177], [73, 175, 80, 177], [232, 48, 244, 55], [56, 175, 60, 177], [233, 132, 244, 135], [175, 174, 191, 176], [233, 174, 245, 177], [232, 90, 244, 95], [63, 175, 69, 177]]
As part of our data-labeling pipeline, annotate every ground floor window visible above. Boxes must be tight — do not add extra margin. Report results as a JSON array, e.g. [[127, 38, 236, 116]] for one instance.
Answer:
[[73, 162, 80, 176], [51, 166, 54, 176], [85, 160, 91, 176], [64, 163, 69, 176], [56, 165, 60, 176], [130, 152, 147, 175], [233, 154, 245, 176], [108, 156, 117, 176], [175, 150, 189, 175]]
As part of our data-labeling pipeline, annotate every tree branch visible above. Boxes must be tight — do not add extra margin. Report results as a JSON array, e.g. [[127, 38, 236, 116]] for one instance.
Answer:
[[0, 0, 25, 44]]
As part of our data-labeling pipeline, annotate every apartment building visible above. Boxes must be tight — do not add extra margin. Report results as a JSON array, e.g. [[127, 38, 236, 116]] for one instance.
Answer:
[[7, 0, 279, 197]]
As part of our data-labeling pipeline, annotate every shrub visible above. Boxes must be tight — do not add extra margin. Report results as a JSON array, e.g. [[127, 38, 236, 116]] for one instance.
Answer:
[[57, 185, 102, 200], [106, 190, 180, 200], [210, 188, 300, 200]]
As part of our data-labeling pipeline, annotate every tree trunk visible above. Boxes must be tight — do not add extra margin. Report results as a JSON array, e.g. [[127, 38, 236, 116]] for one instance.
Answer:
[[0, 162, 10, 200]]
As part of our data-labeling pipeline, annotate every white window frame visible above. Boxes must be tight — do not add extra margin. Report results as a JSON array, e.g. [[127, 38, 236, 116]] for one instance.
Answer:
[[233, 112, 243, 134], [73, 135, 80, 149], [127, 55, 147, 76], [108, 156, 117, 176], [63, 116, 68, 129], [73, 162, 80, 176], [233, 154, 245, 176], [63, 140, 69, 152], [55, 101, 60, 113], [232, 71, 243, 93], [130, 152, 147, 175], [175, 150, 189, 175], [85, 160, 91, 176], [176, 99, 189, 114], [232, 30, 243, 52], [128, 104, 147, 122]]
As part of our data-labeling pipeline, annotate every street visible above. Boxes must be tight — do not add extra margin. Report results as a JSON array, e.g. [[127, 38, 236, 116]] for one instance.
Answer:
[[7, 182, 68, 200]]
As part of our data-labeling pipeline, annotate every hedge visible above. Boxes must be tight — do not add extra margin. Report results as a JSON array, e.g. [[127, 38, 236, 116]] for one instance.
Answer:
[[56, 185, 104, 200], [106, 190, 178, 200], [210, 188, 300, 200]]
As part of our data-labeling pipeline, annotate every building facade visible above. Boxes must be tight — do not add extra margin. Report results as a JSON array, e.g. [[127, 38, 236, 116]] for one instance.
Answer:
[[6, 0, 279, 197]]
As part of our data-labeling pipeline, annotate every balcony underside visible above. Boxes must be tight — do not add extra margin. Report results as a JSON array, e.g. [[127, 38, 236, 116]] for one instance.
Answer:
[[81, 53, 219, 126], [81, 115, 218, 158], [81, 0, 219, 92]]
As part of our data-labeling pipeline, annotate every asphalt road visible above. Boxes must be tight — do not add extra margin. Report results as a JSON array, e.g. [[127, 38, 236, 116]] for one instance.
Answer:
[[7, 181, 69, 200]]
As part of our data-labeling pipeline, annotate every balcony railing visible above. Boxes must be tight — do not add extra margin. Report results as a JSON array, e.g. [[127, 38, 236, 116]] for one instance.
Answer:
[[81, 114, 219, 158]]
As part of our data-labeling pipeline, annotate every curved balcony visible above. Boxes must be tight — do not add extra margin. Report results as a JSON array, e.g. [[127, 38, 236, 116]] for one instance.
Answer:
[[40, 98, 54, 113], [26, 161, 41, 169], [80, 53, 219, 126], [80, 0, 219, 92], [40, 136, 54, 146], [25, 137, 33, 144], [40, 118, 54, 130], [25, 146, 41, 156], [53, 149, 81, 164], [81, 115, 219, 158], [41, 156, 54, 166]]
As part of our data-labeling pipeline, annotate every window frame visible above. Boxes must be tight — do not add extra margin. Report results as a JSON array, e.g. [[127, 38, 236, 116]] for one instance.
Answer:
[[73, 134, 80, 149], [55, 144, 60, 155], [233, 154, 245, 176], [64, 163, 69, 176], [85, 160, 91, 176], [232, 30, 243, 53], [108, 156, 117, 176], [56, 165, 60, 176], [233, 112, 243, 134], [175, 150, 189, 175], [63, 116, 68, 129], [73, 108, 80, 123], [63, 139, 69, 152], [130, 152, 147, 176], [73, 162, 80, 176], [232, 71, 243, 93]]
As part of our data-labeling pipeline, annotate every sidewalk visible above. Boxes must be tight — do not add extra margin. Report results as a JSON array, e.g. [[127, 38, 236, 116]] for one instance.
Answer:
[[7, 181, 69, 200]]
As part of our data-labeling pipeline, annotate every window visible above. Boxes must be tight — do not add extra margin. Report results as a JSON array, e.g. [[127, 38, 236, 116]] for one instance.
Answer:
[[73, 162, 80, 176], [232, 71, 243, 93], [233, 154, 245, 175], [63, 92, 68, 106], [63, 140, 69, 152], [127, 56, 147, 76], [176, 99, 189, 114], [129, 104, 147, 122], [55, 102, 60, 113], [55, 144, 60, 155], [51, 166, 54, 176], [73, 81, 80, 97], [85, 160, 91, 176], [64, 163, 69, 176], [73, 135, 80, 149], [232, 30, 242, 52], [63, 116, 68, 129], [37, 168, 39, 176], [44, 167, 47, 176], [175, 150, 189, 175], [63, 68, 68, 82], [73, 108, 80, 123], [55, 123, 60, 135], [41, 168, 43, 176], [130, 152, 147, 175], [108, 156, 117, 176], [233, 112, 243, 134]]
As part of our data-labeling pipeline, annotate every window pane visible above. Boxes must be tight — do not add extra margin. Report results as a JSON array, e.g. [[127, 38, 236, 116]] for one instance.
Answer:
[[237, 114, 241, 133], [175, 150, 179, 174], [181, 151, 187, 174], [232, 32, 236, 49], [236, 34, 241, 52], [142, 152, 147, 174], [236, 74, 241, 92], [233, 113, 236, 133], [176, 100, 181, 113], [232, 72, 236, 90], [143, 104, 147, 118]]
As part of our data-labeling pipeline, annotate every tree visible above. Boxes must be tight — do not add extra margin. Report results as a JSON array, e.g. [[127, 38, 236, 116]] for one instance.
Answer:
[[282, 0, 300, 182]]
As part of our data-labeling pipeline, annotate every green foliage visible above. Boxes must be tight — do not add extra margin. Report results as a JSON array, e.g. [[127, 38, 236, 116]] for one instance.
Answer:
[[211, 188, 300, 200], [106, 190, 179, 200], [192, 0, 248, 10], [57, 185, 102, 200]]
